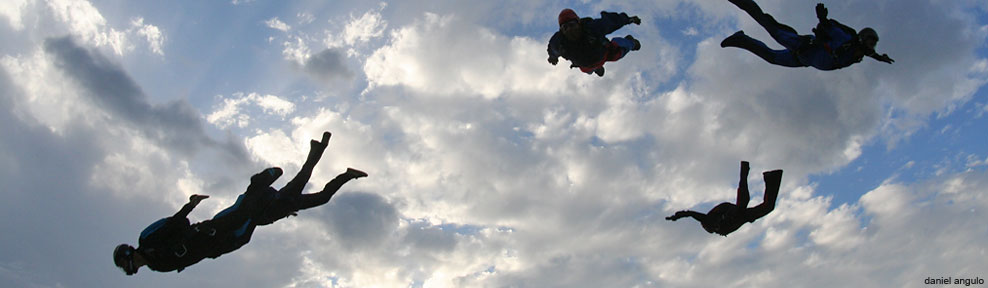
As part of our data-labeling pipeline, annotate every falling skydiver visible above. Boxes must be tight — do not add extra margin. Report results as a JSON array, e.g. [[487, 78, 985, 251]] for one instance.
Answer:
[[547, 9, 642, 77], [113, 131, 368, 275], [665, 161, 783, 236], [721, 0, 893, 70]]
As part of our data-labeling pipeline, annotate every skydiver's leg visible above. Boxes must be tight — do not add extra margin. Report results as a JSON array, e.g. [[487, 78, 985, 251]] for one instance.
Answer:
[[736, 161, 751, 208], [294, 168, 368, 211], [729, 0, 807, 51], [721, 31, 805, 67], [280, 132, 331, 197], [607, 37, 635, 61], [746, 169, 782, 222]]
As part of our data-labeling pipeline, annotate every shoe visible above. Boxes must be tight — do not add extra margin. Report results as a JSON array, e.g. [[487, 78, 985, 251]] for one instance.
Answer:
[[312, 132, 331, 149], [593, 67, 605, 77], [345, 168, 368, 179], [625, 35, 641, 51], [720, 31, 747, 48], [762, 169, 783, 187]]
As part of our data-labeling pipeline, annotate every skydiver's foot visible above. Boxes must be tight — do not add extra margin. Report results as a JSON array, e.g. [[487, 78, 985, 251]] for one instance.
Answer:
[[720, 31, 747, 48], [630, 16, 641, 25], [763, 169, 783, 187], [310, 131, 331, 151], [625, 35, 641, 51], [763, 169, 782, 178], [307, 132, 331, 161], [593, 67, 605, 77], [344, 168, 368, 179]]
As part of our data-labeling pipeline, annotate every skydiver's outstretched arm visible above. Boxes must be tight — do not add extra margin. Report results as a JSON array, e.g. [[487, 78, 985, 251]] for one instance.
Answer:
[[591, 11, 640, 36], [174, 194, 209, 219], [666, 210, 707, 223], [868, 52, 894, 64], [547, 33, 563, 65]]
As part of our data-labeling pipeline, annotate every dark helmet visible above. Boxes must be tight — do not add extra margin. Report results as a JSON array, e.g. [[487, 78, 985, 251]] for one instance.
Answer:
[[858, 27, 879, 49], [113, 244, 139, 275], [558, 9, 578, 26]]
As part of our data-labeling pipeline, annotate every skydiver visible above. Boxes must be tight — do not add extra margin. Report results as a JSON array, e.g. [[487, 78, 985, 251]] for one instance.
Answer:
[[547, 9, 642, 77], [113, 131, 367, 275], [666, 161, 783, 236], [721, 0, 893, 70]]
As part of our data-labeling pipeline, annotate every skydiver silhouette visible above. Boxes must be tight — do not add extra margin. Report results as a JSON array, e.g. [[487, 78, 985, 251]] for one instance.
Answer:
[[113, 131, 367, 275], [721, 0, 893, 70], [547, 9, 642, 77], [666, 161, 782, 236]]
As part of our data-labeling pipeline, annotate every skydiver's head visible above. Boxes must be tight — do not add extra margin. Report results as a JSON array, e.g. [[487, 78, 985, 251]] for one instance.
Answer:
[[700, 219, 720, 234], [558, 9, 581, 40], [859, 27, 879, 51], [113, 244, 140, 275]]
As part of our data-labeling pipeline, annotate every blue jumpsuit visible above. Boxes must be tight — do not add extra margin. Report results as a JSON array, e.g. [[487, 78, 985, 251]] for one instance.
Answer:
[[726, 0, 866, 70]]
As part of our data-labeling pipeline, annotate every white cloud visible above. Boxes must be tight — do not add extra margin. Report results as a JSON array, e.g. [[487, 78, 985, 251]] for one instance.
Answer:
[[0, 0, 30, 30], [207, 92, 296, 129], [265, 17, 291, 32], [3, 1, 988, 287], [130, 17, 164, 55], [254, 94, 295, 116], [46, 0, 130, 55], [206, 95, 251, 129], [363, 12, 574, 99], [282, 36, 309, 65], [296, 12, 314, 25], [682, 27, 698, 36], [342, 3, 387, 46]]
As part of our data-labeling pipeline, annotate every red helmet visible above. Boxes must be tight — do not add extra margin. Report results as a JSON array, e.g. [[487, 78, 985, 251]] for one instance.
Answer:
[[558, 9, 578, 26]]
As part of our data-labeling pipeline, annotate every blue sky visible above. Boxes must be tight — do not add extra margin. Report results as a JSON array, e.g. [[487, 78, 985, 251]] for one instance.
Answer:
[[1, 0, 987, 287]]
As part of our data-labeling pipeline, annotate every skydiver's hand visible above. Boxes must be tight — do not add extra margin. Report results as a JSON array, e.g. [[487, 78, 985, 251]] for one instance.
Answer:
[[630, 16, 641, 25], [878, 54, 894, 64], [666, 211, 688, 221], [189, 194, 209, 205], [816, 3, 828, 21], [548, 56, 558, 66]]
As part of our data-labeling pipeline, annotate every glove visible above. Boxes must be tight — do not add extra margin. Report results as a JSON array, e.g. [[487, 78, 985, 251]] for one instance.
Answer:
[[878, 54, 894, 64], [815, 3, 828, 22], [548, 56, 558, 65]]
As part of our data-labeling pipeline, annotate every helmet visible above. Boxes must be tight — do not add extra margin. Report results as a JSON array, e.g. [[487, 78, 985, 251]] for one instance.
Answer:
[[558, 9, 578, 26], [858, 27, 879, 49], [113, 244, 139, 275]]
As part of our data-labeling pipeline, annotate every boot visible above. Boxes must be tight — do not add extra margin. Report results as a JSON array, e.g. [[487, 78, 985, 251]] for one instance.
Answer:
[[625, 35, 641, 51], [721, 31, 749, 48], [593, 67, 605, 77], [344, 168, 368, 179], [307, 132, 331, 162], [762, 169, 783, 203]]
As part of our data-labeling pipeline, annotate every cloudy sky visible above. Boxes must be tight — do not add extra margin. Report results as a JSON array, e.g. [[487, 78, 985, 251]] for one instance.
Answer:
[[1, 0, 986, 287]]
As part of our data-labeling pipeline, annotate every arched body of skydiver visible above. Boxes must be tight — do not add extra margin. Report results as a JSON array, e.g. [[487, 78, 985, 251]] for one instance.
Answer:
[[547, 8, 642, 77], [721, 0, 893, 70], [113, 132, 367, 275], [666, 161, 782, 236]]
